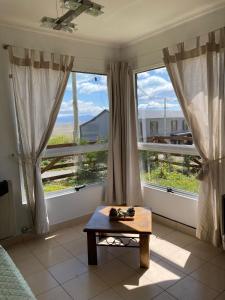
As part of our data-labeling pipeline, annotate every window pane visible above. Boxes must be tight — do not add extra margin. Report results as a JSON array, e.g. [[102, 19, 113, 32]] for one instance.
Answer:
[[136, 67, 192, 145], [50, 72, 109, 145], [42, 72, 109, 193], [139, 150, 200, 194], [42, 151, 108, 193]]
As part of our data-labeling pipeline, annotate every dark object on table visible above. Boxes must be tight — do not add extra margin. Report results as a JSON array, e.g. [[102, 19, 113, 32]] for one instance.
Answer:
[[109, 207, 135, 221], [0, 180, 8, 197], [75, 184, 86, 192]]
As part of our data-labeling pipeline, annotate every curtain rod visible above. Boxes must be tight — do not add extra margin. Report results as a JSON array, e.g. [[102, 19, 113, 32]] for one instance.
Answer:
[[3, 44, 9, 50]]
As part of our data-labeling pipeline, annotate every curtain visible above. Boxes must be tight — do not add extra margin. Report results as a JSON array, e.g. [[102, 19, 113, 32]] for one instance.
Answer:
[[163, 28, 225, 248], [8, 46, 74, 234], [106, 62, 142, 206]]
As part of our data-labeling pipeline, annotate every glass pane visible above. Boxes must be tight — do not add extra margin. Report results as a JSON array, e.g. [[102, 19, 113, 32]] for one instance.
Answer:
[[50, 72, 109, 145], [43, 72, 109, 193], [42, 151, 107, 193], [136, 67, 192, 145], [139, 150, 200, 193]]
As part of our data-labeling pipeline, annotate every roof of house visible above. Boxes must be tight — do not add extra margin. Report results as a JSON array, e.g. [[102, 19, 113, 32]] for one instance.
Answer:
[[80, 109, 109, 128], [138, 110, 184, 119]]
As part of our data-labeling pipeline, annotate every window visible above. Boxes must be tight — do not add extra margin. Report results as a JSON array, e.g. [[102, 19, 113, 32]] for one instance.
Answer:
[[136, 67, 199, 194], [41, 72, 109, 193], [182, 120, 189, 131], [171, 119, 178, 132], [150, 121, 158, 135]]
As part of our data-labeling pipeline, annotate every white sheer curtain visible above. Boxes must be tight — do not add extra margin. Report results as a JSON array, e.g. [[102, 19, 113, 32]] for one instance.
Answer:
[[9, 46, 74, 234], [163, 28, 225, 248], [106, 62, 142, 206]]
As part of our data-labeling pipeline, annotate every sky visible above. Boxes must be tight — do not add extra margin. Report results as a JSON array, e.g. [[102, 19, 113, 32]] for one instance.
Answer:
[[56, 67, 181, 126]]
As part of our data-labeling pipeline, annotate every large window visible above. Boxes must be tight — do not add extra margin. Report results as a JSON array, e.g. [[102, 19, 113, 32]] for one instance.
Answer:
[[41, 72, 109, 193], [136, 67, 200, 194]]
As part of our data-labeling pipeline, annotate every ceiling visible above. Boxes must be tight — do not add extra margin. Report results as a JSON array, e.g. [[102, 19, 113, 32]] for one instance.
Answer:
[[0, 0, 225, 46]]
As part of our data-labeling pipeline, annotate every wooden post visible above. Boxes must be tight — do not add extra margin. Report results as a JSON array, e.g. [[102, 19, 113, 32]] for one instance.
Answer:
[[87, 232, 97, 265], [139, 233, 150, 268]]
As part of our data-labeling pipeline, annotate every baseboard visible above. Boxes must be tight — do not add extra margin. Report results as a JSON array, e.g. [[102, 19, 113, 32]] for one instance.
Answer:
[[2, 214, 92, 248], [152, 212, 196, 237]]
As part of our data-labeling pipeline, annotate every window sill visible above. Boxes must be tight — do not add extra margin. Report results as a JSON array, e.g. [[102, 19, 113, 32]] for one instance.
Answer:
[[142, 182, 198, 201], [45, 182, 105, 199]]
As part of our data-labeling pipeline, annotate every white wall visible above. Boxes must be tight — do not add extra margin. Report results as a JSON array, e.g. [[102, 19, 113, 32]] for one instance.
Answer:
[[46, 185, 104, 225], [143, 186, 197, 228], [122, 6, 225, 71], [0, 24, 119, 235]]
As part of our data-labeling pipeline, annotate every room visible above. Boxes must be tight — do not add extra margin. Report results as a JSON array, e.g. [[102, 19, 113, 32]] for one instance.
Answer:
[[0, 0, 225, 299]]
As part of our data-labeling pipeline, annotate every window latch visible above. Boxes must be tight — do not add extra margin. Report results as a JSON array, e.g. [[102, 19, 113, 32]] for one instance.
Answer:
[[167, 187, 174, 193], [75, 184, 86, 192]]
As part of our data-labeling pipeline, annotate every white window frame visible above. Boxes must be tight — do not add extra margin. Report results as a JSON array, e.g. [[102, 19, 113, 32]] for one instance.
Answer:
[[135, 66, 199, 196], [42, 71, 109, 194]]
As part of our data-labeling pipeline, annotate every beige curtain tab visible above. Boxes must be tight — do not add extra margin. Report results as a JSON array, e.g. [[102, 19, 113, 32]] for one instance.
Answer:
[[7, 46, 74, 72]]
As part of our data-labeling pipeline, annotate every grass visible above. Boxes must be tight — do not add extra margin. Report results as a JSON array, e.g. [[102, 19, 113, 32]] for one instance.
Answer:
[[48, 135, 73, 145], [141, 164, 199, 194]]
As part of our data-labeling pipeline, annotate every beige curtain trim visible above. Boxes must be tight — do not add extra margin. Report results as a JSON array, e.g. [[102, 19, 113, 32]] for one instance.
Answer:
[[8, 46, 74, 71], [163, 28, 225, 63]]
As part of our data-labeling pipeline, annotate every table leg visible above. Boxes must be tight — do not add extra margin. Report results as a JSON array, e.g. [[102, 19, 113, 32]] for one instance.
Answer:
[[87, 232, 97, 265], [139, 233, 150, 268]]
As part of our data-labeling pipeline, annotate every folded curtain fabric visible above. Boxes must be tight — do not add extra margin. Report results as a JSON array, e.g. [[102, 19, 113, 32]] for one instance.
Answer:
[[8, 46, 74, 234], [163, 28, 225, 248], [106, 62, 142, 206]]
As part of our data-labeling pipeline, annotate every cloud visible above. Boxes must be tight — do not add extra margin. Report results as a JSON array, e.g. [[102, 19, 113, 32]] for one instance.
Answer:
[[57, 99, 106, 118], [66, 73, 107, 94], [137, 70, 175, 102]]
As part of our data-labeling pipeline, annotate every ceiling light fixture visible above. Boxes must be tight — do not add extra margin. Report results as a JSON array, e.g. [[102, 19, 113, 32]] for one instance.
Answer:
[[40, 0, 104, 33]]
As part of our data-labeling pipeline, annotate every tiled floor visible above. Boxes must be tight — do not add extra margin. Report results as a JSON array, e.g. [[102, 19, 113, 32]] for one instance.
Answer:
[[5, 221, 225, 300]]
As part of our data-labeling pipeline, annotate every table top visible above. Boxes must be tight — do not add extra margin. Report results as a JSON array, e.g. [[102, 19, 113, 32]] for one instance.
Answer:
[[83, 206, 152, 234]]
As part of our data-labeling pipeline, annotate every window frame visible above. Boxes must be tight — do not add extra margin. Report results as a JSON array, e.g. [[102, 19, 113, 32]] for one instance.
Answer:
[[135, 65, 199, 196], [42, 71, 109, 194]]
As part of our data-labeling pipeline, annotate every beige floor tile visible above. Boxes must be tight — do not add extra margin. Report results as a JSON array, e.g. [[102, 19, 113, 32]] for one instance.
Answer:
[[37, 286, 72, 300], [152, 223, 175, 238], [139, 259, 185, 290], [167, 276, 218, 300], [91, 288, 123, 300], [26, 270, 58, 296], [48, 257, 87, 284], [63, 272, 108, 300], [25, 237, 59, 255], [7, 243, 33, 262], [185, 240, 222, 260], [191, 262, 225, 292], [153, 291, 176, 300], [55, 227, 82, 244], [118, 248, 160, 270], [210, 252, 225, 270], [163, 231, 197, 248], [77, 247, 114, 266], [107, 245, 131, 257], [94, 258, 137, 286], [15, 254, 45, 277], [150, 237, 184, 261], [63, 236, 87, 256], [112, 273, 163, 300], [34, 246, 73, 268], [160, 248, 206, 274]]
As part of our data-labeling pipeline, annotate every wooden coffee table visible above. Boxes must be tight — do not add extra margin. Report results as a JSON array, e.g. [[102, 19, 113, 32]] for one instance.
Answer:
[[83, 206, 152, 268]]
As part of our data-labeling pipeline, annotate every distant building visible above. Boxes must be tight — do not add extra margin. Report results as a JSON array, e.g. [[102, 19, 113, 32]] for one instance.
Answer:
[[138, 110, 189, 142], [80, 109, 109, 142], [80, 109, 189, 143]]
